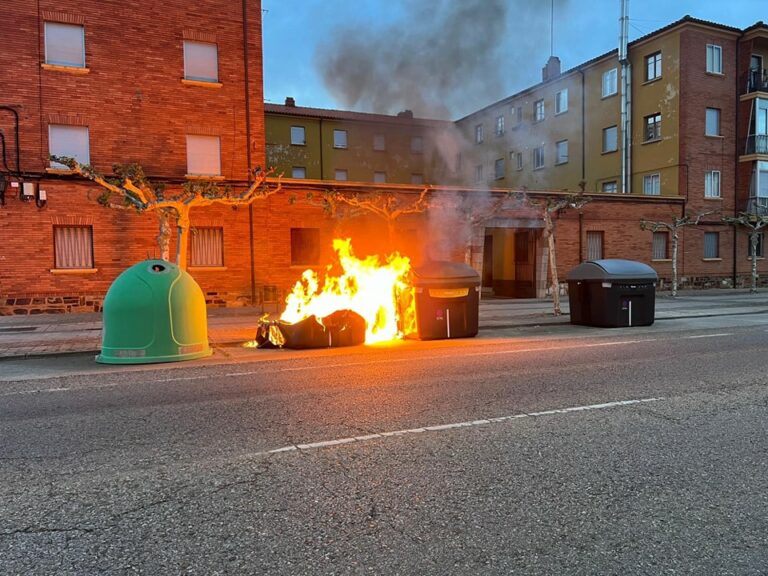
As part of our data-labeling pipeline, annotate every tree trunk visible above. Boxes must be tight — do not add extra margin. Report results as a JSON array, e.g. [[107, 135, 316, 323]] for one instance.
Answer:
[[544, 210, 561, 315], [157, 210, 173, 262], [750, 229, 759, 293], [176, 207, 191, 270], [671, 230, 679, 297]]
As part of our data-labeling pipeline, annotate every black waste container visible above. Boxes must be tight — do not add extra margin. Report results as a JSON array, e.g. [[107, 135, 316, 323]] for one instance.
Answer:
[[566, 259, 657, 327], [410, 261, 480, 339]]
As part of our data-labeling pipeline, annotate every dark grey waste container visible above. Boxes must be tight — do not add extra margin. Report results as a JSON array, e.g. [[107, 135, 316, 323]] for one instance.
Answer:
[[410, 261, 480, 339], [566, 259, 657, 327]]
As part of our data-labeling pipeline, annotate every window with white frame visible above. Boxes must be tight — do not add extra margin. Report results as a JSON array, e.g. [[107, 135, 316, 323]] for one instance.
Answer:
[[555, 140, 568, 164], [704, 231, 720, 259], [602, 68, 618, 97], [601, 181, 618, 193], [333, 129, 347, 149], [190, 227, 223, 267], [373, 171, 386, 183], [510, 151, 523, 171], [534, 99, 545, 122], [555, 89, 568, 114], [646, 51, 662, 81], [291, 166, 306, 179], [410, 136, 423, 153], [748, 232, 764, 258], [54, 225, 93, 269], [705, 108, 721, 136], [652, 231, 669, 260], [44, 22, 85, 68], [186, 135, 221, 176], [494, 158, 505, 180], [373, 134, 386, 151], [602, 125, 618, 153], [586, 231, 604, 260], [49, 125, 90, 168], [290, 227, 320, 265], [643, 173, 661, 195], [705, 170, 721, 198], [495, 115, 505, 136], [290, 126, 306, 145], [334, 169, 348, 181], [512, 106, 522, 125], [533, 145, 545, 169], [645, 113, 661, 141], [475, 124, 484, 144], [474, 164, 483, 183], [183, 40, 218, 83], [706, 44, 723, 74], [516, 151, 523, 170]]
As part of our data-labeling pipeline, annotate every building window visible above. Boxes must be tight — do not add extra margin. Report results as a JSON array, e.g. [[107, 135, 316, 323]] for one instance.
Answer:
[[495, 115, 505, 136], [646, 51, 662, 81], [602, 68, 618, 97], [602, 126, 618, 153], [706, 44, 723, 74], [183, 40, 218, 83], [652, 231, 669, 260], [512, 106, 522, 125], [555, 89, 568, 114], [748, 232, 764, 258], [511, 151, 523, 171], [373, 134, 386, 151], [645, 113, 661, 141], [190, 227, 224, 267], [290, 126, 306, 145], [291, 166, 306, 179], [474, 164, 484, 183], [475, 124, 484, 144], [373, 171, 386, 183], [186, 135, 221, 176], [705, 170, 721, 198], [533, 145, 545, 169], [586, 231, 604, 260], [534, 99, 545, 122], [643, 173, 661, 195], [410, 136, 423, 153], [704, 232, 720, 259], [555, 140, 569, 164], [601, 181, 618, 193], [290, 228, 320, 266], [54, 225, 94, 269], [334, 169, 348, 181], [333, 129, 347, 149], [494, 158, 505, 180], [44, 22, 85, 68], [705, 108, 721, 136], [49, 125, 90, 168], [410, 173, 424, 185]]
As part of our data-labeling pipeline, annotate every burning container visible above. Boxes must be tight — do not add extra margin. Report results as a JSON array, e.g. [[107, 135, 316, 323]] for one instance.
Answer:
[[410, 261, 480, 340], [566, 259, 657, 328]]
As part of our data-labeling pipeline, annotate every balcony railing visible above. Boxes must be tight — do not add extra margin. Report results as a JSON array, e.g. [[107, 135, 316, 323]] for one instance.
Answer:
[[745, 197, 768, 216], [744, 68, 768, 94], [745, 134, 768, 155]]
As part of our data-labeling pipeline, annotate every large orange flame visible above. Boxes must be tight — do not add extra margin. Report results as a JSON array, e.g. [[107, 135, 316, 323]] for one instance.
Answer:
[[280, 239, 414, 343]]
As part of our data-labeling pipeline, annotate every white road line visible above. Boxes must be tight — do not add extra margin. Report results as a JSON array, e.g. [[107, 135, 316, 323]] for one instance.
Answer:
[[254, 397, 664, 457], [686, 333, 732, 339]]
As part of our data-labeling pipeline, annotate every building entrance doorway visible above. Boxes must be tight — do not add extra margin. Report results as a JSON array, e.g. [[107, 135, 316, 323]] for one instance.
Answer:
[[482, 228, 538, 298]]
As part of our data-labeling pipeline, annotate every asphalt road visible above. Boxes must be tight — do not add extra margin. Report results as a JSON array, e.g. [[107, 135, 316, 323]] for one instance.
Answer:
[[2, 319, 768, 575]]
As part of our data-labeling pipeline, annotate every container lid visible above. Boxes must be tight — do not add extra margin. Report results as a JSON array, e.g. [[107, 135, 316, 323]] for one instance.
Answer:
[[412, 260, 480, 280], [566, 259, 658, 281]]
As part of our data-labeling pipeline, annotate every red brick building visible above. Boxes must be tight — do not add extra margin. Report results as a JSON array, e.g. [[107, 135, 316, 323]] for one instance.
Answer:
[[2, 8, 768, 315]]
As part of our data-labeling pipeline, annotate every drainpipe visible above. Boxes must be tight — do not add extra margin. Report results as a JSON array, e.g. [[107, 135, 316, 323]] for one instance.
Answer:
[[732, 35, 741, 288], [0, 106, 21, 177], [242, 0, 257, 305]]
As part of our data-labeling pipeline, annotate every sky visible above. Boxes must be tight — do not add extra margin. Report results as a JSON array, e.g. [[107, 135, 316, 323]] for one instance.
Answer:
[[262, 0, 765, 120]]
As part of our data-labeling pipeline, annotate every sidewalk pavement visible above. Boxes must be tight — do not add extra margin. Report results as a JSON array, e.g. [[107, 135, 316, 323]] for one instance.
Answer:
[[1, 289, 767, 360]]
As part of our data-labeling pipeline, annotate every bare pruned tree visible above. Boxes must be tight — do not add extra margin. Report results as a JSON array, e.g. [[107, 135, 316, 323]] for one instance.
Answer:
[[527, 192, 590, 316], [640, 211, 715, 297], [50, 156, 281, 270], [722, 212, 768, 293]]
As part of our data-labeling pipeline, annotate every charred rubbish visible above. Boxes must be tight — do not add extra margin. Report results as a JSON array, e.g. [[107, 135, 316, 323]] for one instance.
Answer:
[[256, 309, 366, 349]]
